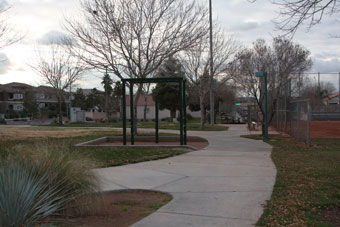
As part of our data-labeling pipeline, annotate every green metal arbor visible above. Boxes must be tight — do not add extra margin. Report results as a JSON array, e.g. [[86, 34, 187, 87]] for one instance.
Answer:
[[121, 77, 187, 146]]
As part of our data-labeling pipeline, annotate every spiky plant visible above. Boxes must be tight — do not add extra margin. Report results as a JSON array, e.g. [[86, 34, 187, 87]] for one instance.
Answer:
[[0, 161, 67, 226], [0, 142, 100, 225]]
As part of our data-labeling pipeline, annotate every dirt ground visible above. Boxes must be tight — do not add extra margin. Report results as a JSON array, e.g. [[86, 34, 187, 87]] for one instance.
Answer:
[[311, 121, 340, 138], [320, 207, 340, 226], [0, 126, 116, 142], [65, 190, 172, 227], [102, 139, 209, 150]]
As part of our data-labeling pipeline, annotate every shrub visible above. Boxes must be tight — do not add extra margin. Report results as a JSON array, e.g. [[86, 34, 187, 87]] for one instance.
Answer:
[[186, 113, 193, 121], [0, 143, 99, 225], [0, 118, 6, 124], [109, 117, 119, 122], [176, 113, 193, 122]]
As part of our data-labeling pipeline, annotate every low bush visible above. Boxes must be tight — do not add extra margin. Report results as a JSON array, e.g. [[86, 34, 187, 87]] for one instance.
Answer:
[[0, 118, 6, 124]]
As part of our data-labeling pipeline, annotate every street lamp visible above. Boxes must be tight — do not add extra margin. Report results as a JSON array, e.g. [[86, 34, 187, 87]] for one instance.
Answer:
[[209, 0, 214, 125], [255, 72, 269, 141]]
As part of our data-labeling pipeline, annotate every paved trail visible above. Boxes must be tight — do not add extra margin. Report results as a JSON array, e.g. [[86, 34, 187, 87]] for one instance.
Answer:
[[95, 125, 276, 227]]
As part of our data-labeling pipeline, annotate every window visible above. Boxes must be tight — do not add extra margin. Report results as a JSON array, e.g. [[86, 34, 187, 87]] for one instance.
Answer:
[[14, 104, 23, 110], [13, 94, 23, 100]]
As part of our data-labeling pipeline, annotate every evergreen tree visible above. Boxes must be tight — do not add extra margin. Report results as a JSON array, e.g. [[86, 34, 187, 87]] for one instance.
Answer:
[[23, 90, 38, 118], [152, 56, 185, 120]]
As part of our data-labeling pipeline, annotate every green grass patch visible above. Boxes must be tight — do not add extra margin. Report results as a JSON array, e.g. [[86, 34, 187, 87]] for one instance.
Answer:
[[245, 135, 340, 226], [0, 130, 191, 168], [45, 120, 228, 131]]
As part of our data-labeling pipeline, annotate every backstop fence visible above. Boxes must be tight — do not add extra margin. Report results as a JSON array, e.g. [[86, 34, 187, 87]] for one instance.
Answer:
[[273, 99, 311, 147], [246, 72, 339, 147]]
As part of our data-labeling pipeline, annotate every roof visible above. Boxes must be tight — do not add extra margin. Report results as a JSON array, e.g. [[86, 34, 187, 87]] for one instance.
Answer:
[[124, 95, 155, 106], [81, 89, 105, 96], [0, 83, 33, 93], [329, 92, 340, 100]]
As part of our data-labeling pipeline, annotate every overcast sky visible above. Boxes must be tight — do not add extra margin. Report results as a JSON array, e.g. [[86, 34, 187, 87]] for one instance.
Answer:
[[0, 0, 339, 90]]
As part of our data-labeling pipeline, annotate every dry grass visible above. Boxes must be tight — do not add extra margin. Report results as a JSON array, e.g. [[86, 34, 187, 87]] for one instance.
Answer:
[[0, 126, 119, 142]]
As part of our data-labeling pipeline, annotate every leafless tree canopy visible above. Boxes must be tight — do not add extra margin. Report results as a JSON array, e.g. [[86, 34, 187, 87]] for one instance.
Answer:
[[271, 0, 340, 35], [230, 37, 312, 133], [0, 5, 23, 50], [181, 26, 239, 129], [32, 44, 86, 92], [65, 0, 209, 80], [30, 43, 87, 123]]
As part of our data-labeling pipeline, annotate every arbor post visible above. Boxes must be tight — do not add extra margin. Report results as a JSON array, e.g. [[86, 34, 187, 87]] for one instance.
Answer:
[[155, 99, 159, 144], [129, 82, 134, 145], [183, 79, 187, 145], [122, 81, 127, 145], [179, 81, 183, 145]]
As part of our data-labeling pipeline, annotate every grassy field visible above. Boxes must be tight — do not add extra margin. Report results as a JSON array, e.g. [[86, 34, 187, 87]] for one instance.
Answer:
[[243, 135, 340, 226], [46, 119, 228, 131], [0, 127, 191, 168]]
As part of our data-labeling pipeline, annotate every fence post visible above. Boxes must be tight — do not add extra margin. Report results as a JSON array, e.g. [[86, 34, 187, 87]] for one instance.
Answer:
[[307, 100, 311, 148], [338, 72, 340, 118], [296, 101, 300, 138]]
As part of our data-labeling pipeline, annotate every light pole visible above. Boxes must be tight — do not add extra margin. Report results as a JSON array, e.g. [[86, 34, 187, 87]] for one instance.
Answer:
[[209, 0, 215, 125], [104, 65, 109, 121], [255, 72, 269, 141]]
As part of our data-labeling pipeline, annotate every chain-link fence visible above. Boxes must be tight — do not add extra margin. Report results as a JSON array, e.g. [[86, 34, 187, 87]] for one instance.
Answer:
[[273, 99, 311, 147]]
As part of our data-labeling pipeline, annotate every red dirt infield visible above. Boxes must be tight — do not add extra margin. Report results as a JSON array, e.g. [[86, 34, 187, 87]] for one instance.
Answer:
[[311, 121, 340, 138]]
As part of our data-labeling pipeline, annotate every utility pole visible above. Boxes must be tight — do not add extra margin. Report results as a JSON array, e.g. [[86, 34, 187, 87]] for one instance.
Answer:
[[209, 0, 215, 125], [104, 66, 109, 121], [69, 83, 72, 121], [338, 72, 340, 117]]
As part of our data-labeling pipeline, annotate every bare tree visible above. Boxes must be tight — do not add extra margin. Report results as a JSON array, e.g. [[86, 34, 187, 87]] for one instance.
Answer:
[[0, 4, 23, 50], [65, 0, 209, 133], [30, 43, 87, 124], [230, 37, 312, 135], [268, 0, 340, 35], [181, 26, 238, 129]]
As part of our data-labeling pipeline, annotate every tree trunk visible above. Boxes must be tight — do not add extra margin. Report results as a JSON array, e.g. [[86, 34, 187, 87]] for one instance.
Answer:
[[133, 85, 143, 135], [58, 94, 63, 124], [143, 94, 147, 121], [199, 95, 205, 130], [105, 91, 109, 121], [170, 109, 176, 122], [262, 121, 265, 137]]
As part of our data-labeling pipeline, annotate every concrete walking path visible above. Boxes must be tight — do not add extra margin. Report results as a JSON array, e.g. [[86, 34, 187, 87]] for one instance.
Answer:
[[95, 125, 276, 227]]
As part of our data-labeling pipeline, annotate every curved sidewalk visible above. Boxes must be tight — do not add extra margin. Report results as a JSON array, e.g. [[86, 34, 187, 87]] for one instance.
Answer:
[[95, 125, 276, 227]]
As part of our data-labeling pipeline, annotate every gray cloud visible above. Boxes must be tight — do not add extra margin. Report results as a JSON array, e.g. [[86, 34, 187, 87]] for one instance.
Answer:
[[0, 52, 11, 74], [232, 22, 260, 31], [38, 30, 76, 45], [312, 58, 340, 73], [0, 0, 9, 11]]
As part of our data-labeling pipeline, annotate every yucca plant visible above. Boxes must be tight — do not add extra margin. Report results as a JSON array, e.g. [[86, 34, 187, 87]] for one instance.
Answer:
[[0, 142, 100, 226], [0, 161, 67, 226]]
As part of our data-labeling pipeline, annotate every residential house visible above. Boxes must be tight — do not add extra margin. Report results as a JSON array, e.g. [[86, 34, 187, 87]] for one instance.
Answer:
[[327, 92, 340, 105]]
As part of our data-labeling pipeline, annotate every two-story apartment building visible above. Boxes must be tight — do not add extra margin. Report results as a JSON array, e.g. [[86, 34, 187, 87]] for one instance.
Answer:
[[0, 82, 68, 118]]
